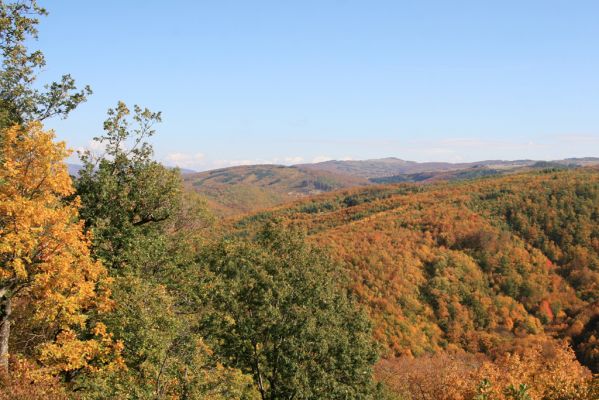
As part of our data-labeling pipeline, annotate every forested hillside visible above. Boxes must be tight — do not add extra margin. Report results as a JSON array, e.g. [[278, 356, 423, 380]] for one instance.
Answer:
[[184, 164, 367, 215], [299, 157, 599, 179], [234, 168, 599, 384], [186, 158, 599, 216], [1, 2, 598, 399]]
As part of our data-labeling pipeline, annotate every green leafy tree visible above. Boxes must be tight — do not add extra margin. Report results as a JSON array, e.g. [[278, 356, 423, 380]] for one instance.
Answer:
[[74, 103, 255, 399], [0, 0, 91, 130], [503, 384, 531, 400], [77, 275, 258, 400], [76, 101, 182, 272], [475, 379, 494, 400], [199, 223, 381, 400]]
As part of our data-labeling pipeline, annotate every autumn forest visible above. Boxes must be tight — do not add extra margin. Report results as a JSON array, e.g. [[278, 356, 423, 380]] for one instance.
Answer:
[[1, 2, 598, 400]]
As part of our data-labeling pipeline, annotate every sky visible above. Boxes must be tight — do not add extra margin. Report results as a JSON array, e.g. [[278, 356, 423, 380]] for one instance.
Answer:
[[38, 0, 599, 171]]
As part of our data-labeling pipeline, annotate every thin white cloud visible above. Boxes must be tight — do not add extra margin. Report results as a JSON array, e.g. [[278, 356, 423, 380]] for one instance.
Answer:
[[312, 155, 333, 163], [423, 147, 457, 155], [73, 139, 116, 163], [159, 132, 599, 172], [281, 156, 304, 164], [209, 156, 304, 170], [552, 134, 599, 143], [211, 159, 257, 168], [435, 138, 544, 150], [164, 152, 205, 169], [76, 139, 108, 155]]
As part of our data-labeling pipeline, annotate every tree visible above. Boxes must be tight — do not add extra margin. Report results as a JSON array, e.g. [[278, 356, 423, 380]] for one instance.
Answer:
[[0, 0, 91, 130], [76, 101, 181, 272], [376, 340, 595, 400], [74, 103, 256, 399], [0, 123, 121, 374], [199, 223, 381, 400], [76, 275, 259, 400], [0, 357, 69, 400]]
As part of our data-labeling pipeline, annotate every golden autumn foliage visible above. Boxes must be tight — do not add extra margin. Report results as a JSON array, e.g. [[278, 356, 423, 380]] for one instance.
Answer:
[[0, 356, 69, 400], [376, 339, 595, 400], [376, 351, 482, 399], [0, 123, 122, 376], [475, 340, 592, 400], [234, 168, 599, 371]]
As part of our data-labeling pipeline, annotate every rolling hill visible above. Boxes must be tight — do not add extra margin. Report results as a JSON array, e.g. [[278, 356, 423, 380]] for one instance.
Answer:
[[183, 164, 368, 215], [232, 167, 599, 372], [299, 156, 599, 179], [185, 157, 599, 215]]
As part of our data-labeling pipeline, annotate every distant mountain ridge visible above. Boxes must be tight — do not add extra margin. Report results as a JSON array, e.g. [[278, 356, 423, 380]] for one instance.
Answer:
[[184, 157, 599, 215], [298, 157, 599, 179]]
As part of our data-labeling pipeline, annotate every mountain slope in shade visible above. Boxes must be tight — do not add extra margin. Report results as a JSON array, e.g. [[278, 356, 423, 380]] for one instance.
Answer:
[[232, 167, 599, 371]]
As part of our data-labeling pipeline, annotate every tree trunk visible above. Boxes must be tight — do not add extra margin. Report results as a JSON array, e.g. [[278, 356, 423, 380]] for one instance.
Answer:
[[0, 296, 11, 372]]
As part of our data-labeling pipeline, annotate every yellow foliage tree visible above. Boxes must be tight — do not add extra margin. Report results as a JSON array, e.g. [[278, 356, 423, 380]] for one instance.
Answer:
[[0, 123, 122, 375], [376, 339, 594, 400]]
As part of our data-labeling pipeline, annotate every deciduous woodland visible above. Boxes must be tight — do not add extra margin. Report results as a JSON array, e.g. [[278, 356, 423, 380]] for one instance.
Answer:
[[0, 1, 598, 399]]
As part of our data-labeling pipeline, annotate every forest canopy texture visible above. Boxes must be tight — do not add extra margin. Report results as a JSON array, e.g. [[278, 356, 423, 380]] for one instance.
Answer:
[[0, 1, 598, 400]]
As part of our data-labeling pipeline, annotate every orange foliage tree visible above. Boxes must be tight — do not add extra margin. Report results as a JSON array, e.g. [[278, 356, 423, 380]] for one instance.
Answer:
[[0, 123, 122, 375], [376, 340, 594, 400]]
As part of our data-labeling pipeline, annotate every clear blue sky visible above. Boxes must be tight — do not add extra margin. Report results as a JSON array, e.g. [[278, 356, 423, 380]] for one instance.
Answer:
[[39, 0, 599, 171]]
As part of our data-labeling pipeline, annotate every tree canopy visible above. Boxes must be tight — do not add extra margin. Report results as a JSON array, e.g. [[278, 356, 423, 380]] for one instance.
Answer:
[[199, 224, 382, 400], [0, 0, 90, 130], [0, 2, 597, 399], [0, 122, 122, 375]]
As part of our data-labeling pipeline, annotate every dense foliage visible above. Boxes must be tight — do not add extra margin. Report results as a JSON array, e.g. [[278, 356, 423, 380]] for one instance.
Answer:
[[1, 1, 597, 399], [0, 123, 122, 378], [72, 102, 260, 399], [236, 169, 599, 395], [376, 339, 596, 400], [198, 224, 381, 399]]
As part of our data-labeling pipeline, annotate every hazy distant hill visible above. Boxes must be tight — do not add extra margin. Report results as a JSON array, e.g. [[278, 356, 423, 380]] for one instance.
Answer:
[[183, 164, 368, 215], [73, 157, 599, 216], [299, 157, 599, 179], [185, 157, 599, 215]]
